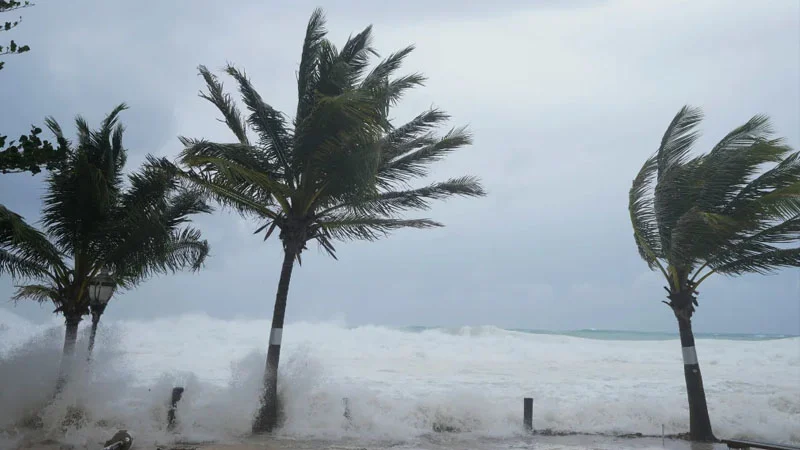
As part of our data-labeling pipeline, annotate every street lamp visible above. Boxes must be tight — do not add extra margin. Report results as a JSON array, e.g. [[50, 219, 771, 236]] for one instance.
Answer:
[[87, 269, 116, 356]]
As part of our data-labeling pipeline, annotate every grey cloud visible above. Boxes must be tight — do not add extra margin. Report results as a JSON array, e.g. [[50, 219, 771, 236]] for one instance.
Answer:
[[1, 0, 798, 335]]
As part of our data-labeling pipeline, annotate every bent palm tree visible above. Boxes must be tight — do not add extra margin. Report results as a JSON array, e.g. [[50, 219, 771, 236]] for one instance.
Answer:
[[628, 105, 800, 442], [9, 105, 211, 387], [166, 9, 485, 432]]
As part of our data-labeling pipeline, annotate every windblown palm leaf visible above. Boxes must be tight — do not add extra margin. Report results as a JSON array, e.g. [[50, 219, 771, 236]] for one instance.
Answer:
[[0, 204, 63, 278]]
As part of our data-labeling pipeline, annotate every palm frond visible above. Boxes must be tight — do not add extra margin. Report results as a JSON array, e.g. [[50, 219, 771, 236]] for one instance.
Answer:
[[0, 249, 49, 279], [336, 25, 377, 88], [12, 283, 61, 304], [656, 105, 703, 181], [44, 116, 72, 153], [695, 126, 787, 212], [379, 73, 427, 107], [294, 88, 387, 172], [628, 154, 663, 269], [713, 247, 800, 275], [378, 126, 472, 187], [180, 155, 292, 210], [153, 158, 279, 220], [0, 204, 64, 278], [669, 208, 741, 269], [179, 137, 276, 177], [707, 215, 800, 270], [653, 156, 703, 261], [296, 8, 327, 125], [327, 176, 485, 217], [115, 227, 210, 287], [318, 213, 442, 243], [380, 109, 449, 152], [225, 64, 293, 179], [198, 65, 250, 145], [362, 46, 415, 89], [726, 152, 800, 216], [756, 182, 800, 219]]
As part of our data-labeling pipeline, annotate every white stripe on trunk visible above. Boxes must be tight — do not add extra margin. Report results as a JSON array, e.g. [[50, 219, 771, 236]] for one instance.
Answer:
[[682, 346, 698, 365], [269, 328, 283, 346]]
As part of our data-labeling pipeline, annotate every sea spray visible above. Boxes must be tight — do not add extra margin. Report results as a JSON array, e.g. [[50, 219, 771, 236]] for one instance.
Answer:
[[1, 309, 798, 448]]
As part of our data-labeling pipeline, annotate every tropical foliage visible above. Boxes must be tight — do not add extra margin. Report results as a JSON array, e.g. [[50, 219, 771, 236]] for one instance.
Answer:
[[0, 0, 32, 72], [163, 8, 485, 432], [3, 104, 211, 384], [628, 105, 800, 441]]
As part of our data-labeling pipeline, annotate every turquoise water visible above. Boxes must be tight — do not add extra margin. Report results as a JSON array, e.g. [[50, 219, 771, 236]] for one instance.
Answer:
[[402, 326, 797, 341]]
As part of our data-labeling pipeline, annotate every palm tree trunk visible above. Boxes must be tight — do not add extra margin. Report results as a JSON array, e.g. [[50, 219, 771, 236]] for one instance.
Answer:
[[55, 314, 82, 393], [252, 246, 297, 433], [676, 314, 715, 442]]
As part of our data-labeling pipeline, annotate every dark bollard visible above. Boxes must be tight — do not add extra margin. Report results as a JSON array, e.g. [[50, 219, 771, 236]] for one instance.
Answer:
[[523, 397, 533, 433], [342, 397, 351, 420], [167, 387, 185, 431]]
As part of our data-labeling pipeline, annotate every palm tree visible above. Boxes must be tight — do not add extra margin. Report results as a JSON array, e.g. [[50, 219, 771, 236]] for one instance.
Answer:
[[163, 9, 485, 433], [7, 104, 211, 388], [628, 105, 800, 442]]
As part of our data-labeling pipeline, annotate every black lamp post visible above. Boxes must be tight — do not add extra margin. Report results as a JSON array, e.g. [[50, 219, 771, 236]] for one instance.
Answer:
[[87, 270, 115, 356]]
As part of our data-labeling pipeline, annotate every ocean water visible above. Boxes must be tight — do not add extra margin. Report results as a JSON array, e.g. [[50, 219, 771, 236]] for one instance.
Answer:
[[0, 309, 798, 450]]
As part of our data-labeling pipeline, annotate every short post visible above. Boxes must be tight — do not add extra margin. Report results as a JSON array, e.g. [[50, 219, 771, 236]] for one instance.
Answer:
[[523, 397, 533, 433], [342, 397, 351, 420], [167, 387, 185, 431]]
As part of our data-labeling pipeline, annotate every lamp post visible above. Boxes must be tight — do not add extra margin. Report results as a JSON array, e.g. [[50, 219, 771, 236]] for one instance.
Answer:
[[87, 269, 115, 356]]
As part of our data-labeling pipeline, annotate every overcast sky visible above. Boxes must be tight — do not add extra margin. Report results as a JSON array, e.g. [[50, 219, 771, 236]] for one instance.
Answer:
[[1, 0, 798, 334]]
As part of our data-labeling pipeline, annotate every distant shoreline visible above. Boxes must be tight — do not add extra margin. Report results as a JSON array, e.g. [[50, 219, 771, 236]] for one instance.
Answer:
[[399, 325, 799, 341]]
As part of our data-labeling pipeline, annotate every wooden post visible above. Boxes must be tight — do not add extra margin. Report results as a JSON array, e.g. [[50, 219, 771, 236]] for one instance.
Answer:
[[523, 397, 533, 433], [167, 387, 184, 431], [342, 397, 351, 420]]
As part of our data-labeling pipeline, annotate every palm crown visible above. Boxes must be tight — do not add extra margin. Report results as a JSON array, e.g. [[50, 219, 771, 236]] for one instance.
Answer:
[[165, 9, 484, 260], [629, 105, 800, 312], [7, 105, 211, 318]]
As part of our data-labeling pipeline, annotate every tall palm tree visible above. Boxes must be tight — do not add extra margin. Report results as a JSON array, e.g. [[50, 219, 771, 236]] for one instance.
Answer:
[[7, 104, 211, 388], [628, 105, 800, 442], [164, 9, 485, 433]]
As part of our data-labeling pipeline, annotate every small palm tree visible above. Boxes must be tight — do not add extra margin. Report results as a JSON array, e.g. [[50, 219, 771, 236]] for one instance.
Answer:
[[6, 105, 211, 388], [628, 105, 800, 442], [165, 9, 485, 432]]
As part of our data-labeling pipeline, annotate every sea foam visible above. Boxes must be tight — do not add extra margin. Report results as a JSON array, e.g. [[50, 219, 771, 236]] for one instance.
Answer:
[[0, 309, 798, 449]]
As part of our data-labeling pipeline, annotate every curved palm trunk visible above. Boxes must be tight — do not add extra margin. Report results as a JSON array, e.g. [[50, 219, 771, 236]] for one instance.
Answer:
[[675, 313, 715, 442], [55, 314, 82, 393], [252, 247, 297, 433]]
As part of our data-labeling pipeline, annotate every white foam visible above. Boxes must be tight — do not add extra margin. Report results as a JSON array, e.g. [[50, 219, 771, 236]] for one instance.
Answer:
[[0, 312, 798, 449]]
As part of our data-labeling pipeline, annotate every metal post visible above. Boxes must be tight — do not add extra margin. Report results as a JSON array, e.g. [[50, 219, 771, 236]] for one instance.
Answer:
[[167, 387, 185, 431], [523, 397, 533, 433]]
